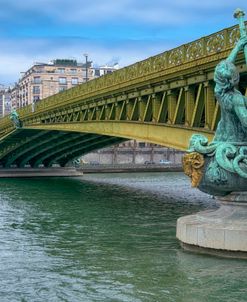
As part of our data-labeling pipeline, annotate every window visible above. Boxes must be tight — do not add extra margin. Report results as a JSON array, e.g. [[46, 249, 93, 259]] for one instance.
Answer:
[[33, 86, 40, 94], [57, 68, 65, 73], [94, 69, 100, 77], [33, 76, 41, 84], [33, 96, 40, 102], [71, 78, 78, 85], [34, 67, 44, 73], [70, 69, 77, 74], [59, 77, 67, 84], [59, 86, 67, 92], [139, 142, 146, 148]]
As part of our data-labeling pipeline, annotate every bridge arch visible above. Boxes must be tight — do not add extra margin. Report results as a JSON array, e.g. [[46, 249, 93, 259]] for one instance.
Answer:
[[25, 121, 214, 151], [5, 121, 213, 167]]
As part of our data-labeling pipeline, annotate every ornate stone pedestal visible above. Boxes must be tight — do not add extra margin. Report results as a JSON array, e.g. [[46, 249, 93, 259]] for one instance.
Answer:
[[176, 192, 247, 258]]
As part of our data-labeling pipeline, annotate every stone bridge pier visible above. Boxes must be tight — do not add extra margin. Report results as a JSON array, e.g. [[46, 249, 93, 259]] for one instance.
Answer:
[[177, 192, 247, 259]]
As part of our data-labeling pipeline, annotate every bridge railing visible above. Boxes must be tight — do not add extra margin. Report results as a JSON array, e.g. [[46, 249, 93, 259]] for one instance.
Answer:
[[0, 23, 242, 133], [32, 24, 240, 113]]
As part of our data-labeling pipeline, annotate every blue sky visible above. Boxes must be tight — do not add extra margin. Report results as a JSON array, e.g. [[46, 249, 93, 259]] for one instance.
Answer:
[[0, 0, 246, 85]]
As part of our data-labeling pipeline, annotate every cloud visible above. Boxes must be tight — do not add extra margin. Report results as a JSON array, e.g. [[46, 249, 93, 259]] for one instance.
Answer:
[[0, 36, 173, 85], [1, 0, 246, 26], [0, 55, 32, 85], [0, 0, 246, 84]]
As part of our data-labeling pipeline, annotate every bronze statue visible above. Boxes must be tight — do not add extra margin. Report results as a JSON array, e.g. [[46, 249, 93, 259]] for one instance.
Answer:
[[10, 108, 22, 129], [183, 9, 247, 195]]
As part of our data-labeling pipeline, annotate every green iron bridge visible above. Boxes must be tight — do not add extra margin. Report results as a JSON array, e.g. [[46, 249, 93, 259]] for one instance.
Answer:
[[0, 23, 247, 168]]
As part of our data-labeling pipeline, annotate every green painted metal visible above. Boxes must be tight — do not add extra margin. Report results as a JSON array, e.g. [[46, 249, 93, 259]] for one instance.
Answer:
[[0, 22, 247, 168], [17, 132, 68, 167], [49, 136, 123, 167], [58, 137, 123, 167], [32, 134, 101, 167], [0, 131, 48, 166], [9, 108, 22, 129], [3, 131, 54, 168]]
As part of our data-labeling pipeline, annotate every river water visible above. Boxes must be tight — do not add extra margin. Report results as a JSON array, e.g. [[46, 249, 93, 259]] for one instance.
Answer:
[[0, 172, 246, 302]]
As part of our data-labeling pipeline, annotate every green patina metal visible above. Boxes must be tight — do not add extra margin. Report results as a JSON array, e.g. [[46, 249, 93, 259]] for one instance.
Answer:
[[187, 9, 247, 196], [9, 109, 22, 129]]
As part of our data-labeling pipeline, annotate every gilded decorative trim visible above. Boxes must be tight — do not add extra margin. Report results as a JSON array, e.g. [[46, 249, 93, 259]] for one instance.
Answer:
[[182, 152, 205, 187]]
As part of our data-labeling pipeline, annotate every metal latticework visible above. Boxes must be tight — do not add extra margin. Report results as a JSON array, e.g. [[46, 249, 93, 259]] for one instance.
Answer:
[[0, 23, 246, 168]]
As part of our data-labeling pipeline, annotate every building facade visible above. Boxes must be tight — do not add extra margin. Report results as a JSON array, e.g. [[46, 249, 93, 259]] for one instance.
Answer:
[[11, 60, 119, 109], [92, 64, 119, 78], [0, 88, 12, 117], [81, 140, 184, 165], [12, 59, 94, 108]]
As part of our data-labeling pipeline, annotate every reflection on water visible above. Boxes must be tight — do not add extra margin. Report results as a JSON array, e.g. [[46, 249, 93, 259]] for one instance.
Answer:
[[0, 172, 246, 302]]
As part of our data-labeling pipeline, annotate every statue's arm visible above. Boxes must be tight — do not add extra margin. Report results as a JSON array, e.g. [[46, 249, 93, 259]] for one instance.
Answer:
[[234, 94, 247, 128], [226, 37, 247, 63]]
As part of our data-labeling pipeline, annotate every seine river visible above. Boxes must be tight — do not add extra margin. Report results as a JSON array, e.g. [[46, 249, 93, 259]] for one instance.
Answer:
[[0, 172, 246, 302]]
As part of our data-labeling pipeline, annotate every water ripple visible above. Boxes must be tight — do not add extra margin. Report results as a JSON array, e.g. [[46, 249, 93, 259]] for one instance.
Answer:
[[0, 173, 245, 302]]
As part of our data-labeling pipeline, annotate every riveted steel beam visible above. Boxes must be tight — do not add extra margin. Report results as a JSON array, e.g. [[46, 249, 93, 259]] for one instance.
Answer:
[[3, 131, 64, 168], [32, 134, 100, 168], [0, 23, 246, 166], [49, 135, 120, 167], [59, 137, 124, 167], [17, 132, 77, 167], [24, 121, 214, 151]]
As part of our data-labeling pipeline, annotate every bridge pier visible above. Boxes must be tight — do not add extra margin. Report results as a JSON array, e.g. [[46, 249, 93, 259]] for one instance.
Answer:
[[176, 192, 247, 259]]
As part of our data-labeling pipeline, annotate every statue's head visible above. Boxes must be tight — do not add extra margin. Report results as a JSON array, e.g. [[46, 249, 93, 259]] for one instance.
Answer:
[[214, 60, 239, 91]]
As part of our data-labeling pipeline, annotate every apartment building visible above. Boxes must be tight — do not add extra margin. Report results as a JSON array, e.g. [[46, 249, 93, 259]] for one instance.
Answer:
[[11, 60, 119, 109], [92, 64, 119, 78], [12, 59, 93, 108], [0, 88, 12, 117]]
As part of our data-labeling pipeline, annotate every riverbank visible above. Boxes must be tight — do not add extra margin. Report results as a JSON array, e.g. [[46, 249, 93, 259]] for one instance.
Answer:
[[79, 163, 183, 174], [0, 164, 182, 178], [0, 167, 83, 178]]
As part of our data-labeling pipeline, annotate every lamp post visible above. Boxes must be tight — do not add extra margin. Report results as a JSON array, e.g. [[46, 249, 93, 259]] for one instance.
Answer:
[[0, 84, 5, 117], [83, 53, 88, 82]]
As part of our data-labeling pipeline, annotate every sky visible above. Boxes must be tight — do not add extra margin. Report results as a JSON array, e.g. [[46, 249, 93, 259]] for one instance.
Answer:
[[0, 0, 246, 85]]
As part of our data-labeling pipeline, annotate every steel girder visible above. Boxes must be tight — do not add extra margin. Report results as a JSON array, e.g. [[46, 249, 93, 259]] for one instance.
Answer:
[[0, 24, 247, 168]]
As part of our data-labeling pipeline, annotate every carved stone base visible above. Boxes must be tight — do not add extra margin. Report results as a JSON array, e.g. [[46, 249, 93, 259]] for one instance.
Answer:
[[176, 192, 247, 258]]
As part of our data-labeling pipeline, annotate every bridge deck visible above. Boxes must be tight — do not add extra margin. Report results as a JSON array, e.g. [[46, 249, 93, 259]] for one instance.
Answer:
[[0, 23, 246, 167]]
